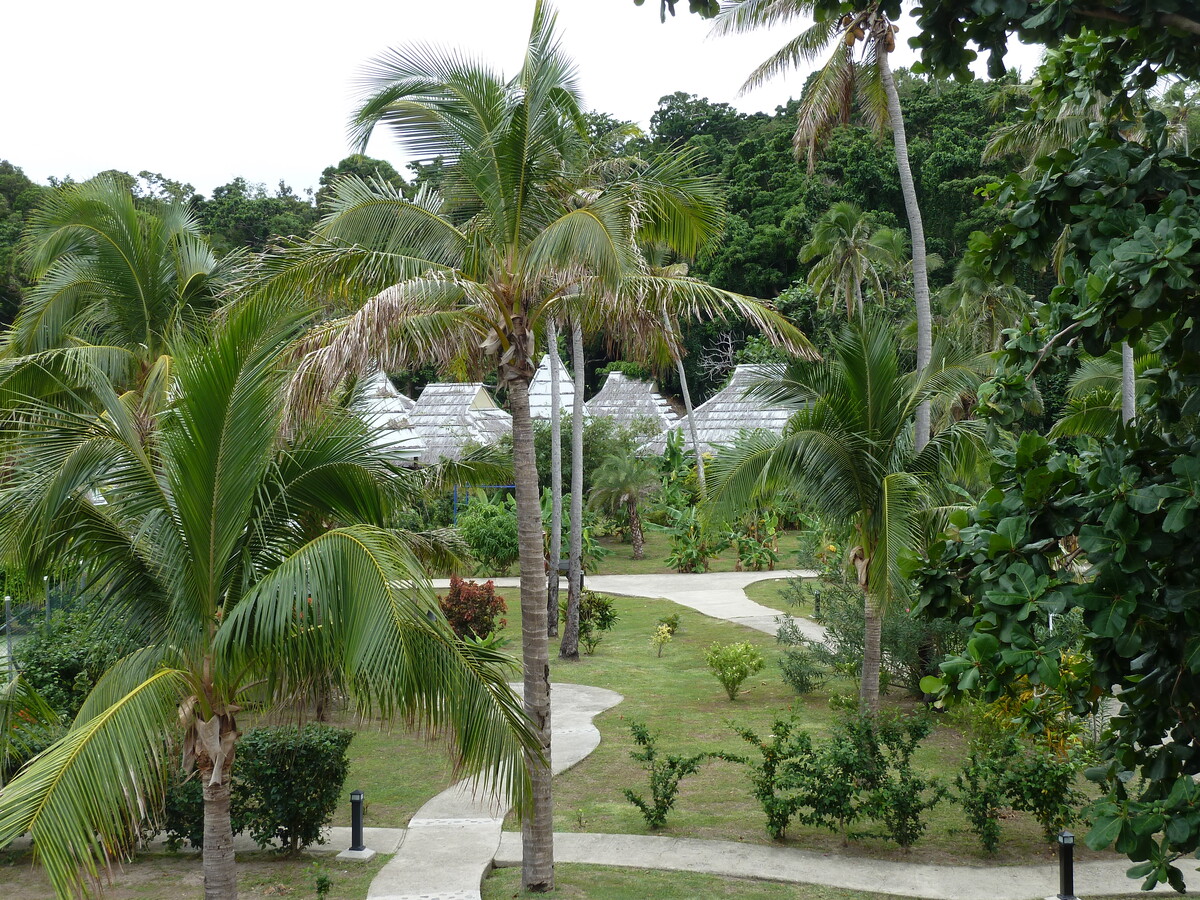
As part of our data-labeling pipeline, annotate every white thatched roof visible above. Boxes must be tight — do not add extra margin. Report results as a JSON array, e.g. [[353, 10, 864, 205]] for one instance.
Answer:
[[585, 372, 677, 432], [407, 382, 512, 464], [356, 370, 415, 430], [641, 364, 794, 456], [355, 371, 424, 465], [528, 353, 585, 420]]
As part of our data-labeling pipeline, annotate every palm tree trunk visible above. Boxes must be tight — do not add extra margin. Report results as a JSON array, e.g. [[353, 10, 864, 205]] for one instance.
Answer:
[[878, 47, 932, 453], [628, 499, 644, 560], [1121, 342, 1136, 424], [560, 320, 585, 660], [199, 730, 237, 900], [860, 592, 883, 716], [507, 375, 554, 892], [547, 321, 563, 637], [662, 310, 706, 496]]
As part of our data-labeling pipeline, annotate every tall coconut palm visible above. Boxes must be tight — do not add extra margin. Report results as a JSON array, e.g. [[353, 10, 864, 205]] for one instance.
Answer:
[[561, 319, 586, 660], [713, 0, 934, 450], [0, 299, 533, 900], [1049, 328, 1163, 439], [707, 317, 981, 713], [247, 3, 799, 889], [5, 177, 240, 402]]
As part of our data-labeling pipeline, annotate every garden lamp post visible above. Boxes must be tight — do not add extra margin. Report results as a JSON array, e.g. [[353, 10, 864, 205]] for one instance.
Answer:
[[1056, 830, 1078, 900]]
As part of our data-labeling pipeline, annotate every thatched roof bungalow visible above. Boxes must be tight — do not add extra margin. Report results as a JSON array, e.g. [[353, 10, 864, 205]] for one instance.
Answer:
[[585, 371, 678, 432], [406, 382, 512, 464], [641, 364, 794, 456]]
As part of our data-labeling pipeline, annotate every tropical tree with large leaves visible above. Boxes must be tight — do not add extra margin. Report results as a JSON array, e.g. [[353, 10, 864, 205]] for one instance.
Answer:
[[0, 299, 534, 900], [706, 317, 981, 713], [712, 0, 934, 450], [250, 2, 802, 889]]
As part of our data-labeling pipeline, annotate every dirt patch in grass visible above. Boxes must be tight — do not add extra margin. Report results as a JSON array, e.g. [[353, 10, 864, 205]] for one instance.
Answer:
[[0, 849, 387, 899]]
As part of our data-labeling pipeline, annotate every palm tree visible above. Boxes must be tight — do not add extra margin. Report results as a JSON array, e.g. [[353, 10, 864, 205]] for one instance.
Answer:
[[713, 0, 935, 450], [5, 177, 240, 400], [561, 319, 586, 660], [800, 201, 900, 318], [0, 300, 534, 900], [707, 317, 981, 713], [247, 3, 799, 888], [546, 321, 564, 636], [938, 252, 1032, 352], [1049, 328, 1162, 439], [589, 455, 660, 560]]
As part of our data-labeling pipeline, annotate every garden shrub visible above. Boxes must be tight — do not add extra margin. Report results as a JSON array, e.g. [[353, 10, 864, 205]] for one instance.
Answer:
[[457, 493, 519, 574], [705, 641, 765, 701], [622, 720, 708, 829], [561, 590, 618, 655], [954, 735, 1014, 854], [234, 724, 354, 853], [729, 509, 780, 572], [775, 616, 827, 695], [13, 608, 137, 717], [650, 623, 673, 657], [659, 506, 718, 573], [160, 725, 354, 853], [718, 719, 816, 839], [1004, 743, 1085, 843], [439, 575, 507, 640]]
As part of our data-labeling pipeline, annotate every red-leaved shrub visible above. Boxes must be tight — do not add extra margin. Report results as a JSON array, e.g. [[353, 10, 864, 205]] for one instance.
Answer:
[[438, 575, 507, 640]]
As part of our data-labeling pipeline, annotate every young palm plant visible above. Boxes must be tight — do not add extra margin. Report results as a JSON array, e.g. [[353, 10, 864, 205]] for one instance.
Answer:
[[706, 317, 982, 714], [0, 299, 534, 900], [251, 3, 801, 887], [588, 454, 661, 560]]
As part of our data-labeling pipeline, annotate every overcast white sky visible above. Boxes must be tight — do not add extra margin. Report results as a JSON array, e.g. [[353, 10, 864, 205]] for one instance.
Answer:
[[2, 1, 1043, 197]]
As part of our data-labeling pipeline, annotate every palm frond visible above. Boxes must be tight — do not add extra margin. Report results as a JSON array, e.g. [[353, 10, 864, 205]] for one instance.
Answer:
[[0, 668, 188, 899]]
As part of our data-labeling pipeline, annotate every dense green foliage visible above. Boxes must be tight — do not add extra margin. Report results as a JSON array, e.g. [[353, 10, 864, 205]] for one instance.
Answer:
[[13, 609, 137, 717], [457, 493, 521, 575], [162, 725, 354, 854], [705, 641, 765, 701]]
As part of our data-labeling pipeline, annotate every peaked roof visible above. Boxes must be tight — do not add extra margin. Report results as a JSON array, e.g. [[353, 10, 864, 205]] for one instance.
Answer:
[[528, 353, 584, 420], [585, 371, 678, 432], [356, 370, 415, 430], [406, 382, 512, 464], [641, 364, 794, 456], [354, 371, 424, 465]]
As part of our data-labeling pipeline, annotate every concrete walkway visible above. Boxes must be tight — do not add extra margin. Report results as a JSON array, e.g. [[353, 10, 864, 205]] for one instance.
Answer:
[[366, 682, 622, 900], [492, 832, 1199, 898], [431, 569, 823, 641]]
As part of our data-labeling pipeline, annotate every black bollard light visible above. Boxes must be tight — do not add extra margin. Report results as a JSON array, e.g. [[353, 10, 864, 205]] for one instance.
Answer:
[[350, 790, 365, 852], [812, 589, 822, 619], [1057, 830, 1078, 900]]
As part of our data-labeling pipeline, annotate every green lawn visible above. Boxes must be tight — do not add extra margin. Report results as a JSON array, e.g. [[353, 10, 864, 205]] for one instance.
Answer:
[[742, 575, 815, 616], [590, 529, 811, 576], [484, 593, 1109, 866]]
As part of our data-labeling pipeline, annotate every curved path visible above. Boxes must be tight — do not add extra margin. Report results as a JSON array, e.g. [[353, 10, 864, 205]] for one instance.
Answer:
[[396, 571, 1192, 898], [366, 682, 622, 900], [432, 569, 824, 641]]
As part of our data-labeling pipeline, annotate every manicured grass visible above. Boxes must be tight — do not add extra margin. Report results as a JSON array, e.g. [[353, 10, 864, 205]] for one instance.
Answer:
[[0, 848, 388, 899], [492, 593, 1109, 866], [591, 529, 810, 576], [742, 575, 815, 616], [483, 863, 916, 899], [331, 719, 459, 828]]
